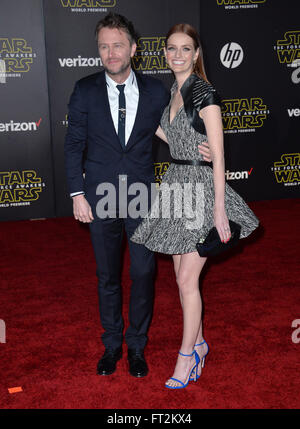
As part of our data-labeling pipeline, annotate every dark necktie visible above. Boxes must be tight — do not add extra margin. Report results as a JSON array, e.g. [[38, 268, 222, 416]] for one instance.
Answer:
[[116, 84, 126, 148]]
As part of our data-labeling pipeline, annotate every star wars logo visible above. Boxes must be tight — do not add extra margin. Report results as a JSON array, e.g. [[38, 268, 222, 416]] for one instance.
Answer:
[[274, 31, 300, 84], [60, 0, 116, 13], [154, 162, 170, 184], [216, 0, 266, 9], [221, 98, 269, 134], [132, 37, 170, 75], [275, 31, 300, 65], [0, 170, 45, 207], [271, 153, 300, 187], [0, 38, 36, 79]]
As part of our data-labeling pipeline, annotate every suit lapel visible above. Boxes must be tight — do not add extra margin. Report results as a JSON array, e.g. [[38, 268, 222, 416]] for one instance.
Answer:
[[125, 72, 149, 152], [95, 72, 123, 150]]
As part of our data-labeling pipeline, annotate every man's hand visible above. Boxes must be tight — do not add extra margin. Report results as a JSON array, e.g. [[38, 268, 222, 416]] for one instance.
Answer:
[[73, 194, 94, 223], [198, 141, 212, 162]]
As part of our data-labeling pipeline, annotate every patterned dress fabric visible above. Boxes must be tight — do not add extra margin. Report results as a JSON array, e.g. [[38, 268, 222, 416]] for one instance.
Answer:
[[130, 77, 259, 255]]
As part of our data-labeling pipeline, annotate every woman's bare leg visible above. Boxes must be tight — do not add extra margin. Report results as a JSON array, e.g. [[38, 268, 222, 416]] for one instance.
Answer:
[[166, 251, 207, 388]]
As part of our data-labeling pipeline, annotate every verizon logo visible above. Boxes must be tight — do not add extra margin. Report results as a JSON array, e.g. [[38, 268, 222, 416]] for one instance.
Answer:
[[225, 168, 253, 180], [58, 56, 102, 67], [287, 108, 300, 117], [0, 118, 42, 132]]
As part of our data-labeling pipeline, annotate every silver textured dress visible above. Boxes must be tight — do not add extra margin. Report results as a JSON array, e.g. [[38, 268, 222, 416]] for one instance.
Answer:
[[130, 76, 259, 254]]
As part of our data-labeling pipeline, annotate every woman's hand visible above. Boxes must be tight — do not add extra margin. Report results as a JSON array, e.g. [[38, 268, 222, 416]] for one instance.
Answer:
[[214, 206, 231, 243], [198, 141, 212, 162]]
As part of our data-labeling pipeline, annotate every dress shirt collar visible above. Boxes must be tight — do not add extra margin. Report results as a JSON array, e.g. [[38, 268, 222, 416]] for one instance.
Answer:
[[105, 69, 136, 92]]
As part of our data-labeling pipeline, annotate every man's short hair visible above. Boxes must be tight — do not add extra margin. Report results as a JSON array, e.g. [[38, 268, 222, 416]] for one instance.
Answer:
[[95, 13, 139, 45]]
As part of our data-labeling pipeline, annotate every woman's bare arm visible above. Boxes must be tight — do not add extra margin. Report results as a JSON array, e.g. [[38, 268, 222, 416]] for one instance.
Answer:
[[200, 105, 231, 242], [155, 126, 168, 143]]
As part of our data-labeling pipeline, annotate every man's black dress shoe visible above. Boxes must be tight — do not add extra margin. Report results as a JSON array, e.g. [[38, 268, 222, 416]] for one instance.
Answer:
[[97, 347, 122, 375], [127, 349, 148, 377]]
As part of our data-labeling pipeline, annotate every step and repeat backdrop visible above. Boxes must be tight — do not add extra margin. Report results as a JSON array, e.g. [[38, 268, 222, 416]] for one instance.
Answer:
[[200, 0, 300, 202], [0, 0, 299, 221], [0, 0, 55, 221]]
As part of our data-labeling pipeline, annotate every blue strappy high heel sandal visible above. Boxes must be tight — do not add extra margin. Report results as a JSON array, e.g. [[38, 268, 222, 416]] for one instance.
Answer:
[[191, 340, 209, 380], [165, 350, 200, 389]]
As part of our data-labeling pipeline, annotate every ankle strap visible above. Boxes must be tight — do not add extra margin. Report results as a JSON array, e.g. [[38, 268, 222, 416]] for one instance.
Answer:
[[195, 341, 206, 346], [178, 350, 195, 357]]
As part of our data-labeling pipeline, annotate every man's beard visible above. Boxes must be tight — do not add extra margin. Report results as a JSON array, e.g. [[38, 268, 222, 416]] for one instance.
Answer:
[[103, 59, 131, 76]]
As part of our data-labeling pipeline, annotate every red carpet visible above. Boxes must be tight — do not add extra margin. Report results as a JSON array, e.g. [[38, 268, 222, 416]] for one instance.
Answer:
[[0, 199, 299, 409]]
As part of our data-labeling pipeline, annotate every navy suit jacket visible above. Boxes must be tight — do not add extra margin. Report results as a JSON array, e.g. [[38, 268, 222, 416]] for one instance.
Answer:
[[64, 70, 170, 207]]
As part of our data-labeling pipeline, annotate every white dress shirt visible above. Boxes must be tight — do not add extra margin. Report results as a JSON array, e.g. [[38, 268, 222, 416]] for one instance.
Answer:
[[71, 69, 139, 197], [105, 69, 139, 145]]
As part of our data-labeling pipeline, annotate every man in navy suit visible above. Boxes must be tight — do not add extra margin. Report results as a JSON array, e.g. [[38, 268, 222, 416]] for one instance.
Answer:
[[65, 13, 211, 378]]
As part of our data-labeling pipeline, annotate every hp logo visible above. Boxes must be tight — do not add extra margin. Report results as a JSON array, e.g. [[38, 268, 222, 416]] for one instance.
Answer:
[[220, 42, 244, 69]]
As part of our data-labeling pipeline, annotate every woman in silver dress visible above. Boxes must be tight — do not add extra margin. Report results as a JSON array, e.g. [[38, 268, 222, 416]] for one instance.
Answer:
[[131, 23, 259, 389]]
